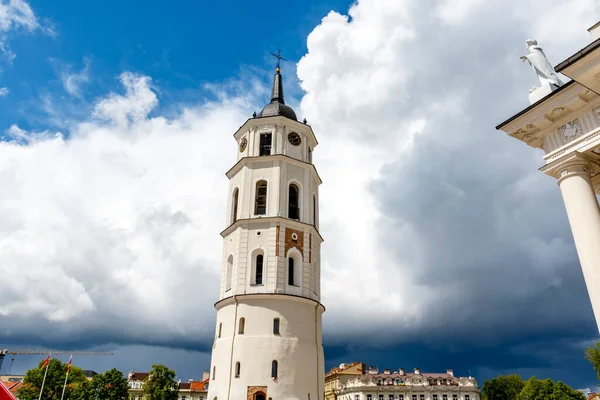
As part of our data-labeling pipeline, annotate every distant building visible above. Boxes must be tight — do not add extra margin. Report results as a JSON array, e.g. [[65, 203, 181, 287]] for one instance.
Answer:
[[127, 371, 209, 400], [326, 363, 367, 400], [0, 376, 24, 384], [331, 366, 480, 400]]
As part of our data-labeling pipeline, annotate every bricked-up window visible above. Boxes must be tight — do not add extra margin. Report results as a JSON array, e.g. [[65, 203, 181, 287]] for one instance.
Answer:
[[232, 188, 239, 223], [238, 317, 245, 334], [273, 318, 280, 334], [255, 254, 264, 284], [225, 255, 233, 291], [288, 184, 299, 220], [259, 133, 272, 156], [288, 257, 295, 285], [255, 181, 267, 215], [271, 360, 278, 379], [235, 362, 240, 378]]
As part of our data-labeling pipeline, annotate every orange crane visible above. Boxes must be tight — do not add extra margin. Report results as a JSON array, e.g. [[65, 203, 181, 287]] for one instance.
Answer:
[[0, 349, 113, 373]]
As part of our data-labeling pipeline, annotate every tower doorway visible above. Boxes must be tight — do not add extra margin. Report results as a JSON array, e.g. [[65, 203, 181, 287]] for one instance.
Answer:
[[254, 393, 266, 400]]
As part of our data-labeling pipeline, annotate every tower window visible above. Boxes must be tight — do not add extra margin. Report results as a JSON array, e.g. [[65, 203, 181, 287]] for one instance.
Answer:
[[225, 255, 233, 291], [288, 184, 299, 220], [271, 360, 278, 379], [218, 322, 222, 338], [313, 194, 317, 226], [232, 188, 239, 223], [288, 257, 295, 286], [255, 181, 267, 215], [308, 147, 312, 163], [259, 133, 272, 156], [212, 366, 216, 380], [255, 254, 264, 285], [273, 318, 280, 334], [235, 362, 241, 378], [238, 317, 245, 334]]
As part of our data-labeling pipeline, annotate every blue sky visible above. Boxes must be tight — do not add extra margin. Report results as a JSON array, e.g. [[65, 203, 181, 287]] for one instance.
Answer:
[[1, 0, 600, 394]]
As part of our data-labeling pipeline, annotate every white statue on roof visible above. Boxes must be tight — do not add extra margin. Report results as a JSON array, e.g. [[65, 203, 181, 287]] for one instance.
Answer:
[[520, 39, 563, 88]]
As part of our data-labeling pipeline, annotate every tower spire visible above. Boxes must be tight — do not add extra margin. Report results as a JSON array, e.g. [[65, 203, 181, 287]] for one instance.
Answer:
[[269, 49, 286, 104]]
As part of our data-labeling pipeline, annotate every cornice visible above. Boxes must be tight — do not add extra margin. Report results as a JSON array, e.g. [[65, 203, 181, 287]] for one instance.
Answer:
[[214, 292, 325, 311], [225, 154, 323, 184], [220, 216, 324, 242]]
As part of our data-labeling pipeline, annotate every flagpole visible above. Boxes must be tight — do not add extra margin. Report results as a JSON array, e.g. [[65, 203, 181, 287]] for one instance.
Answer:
[[60, 354, 73, 400], [38, 353, 51, 400]]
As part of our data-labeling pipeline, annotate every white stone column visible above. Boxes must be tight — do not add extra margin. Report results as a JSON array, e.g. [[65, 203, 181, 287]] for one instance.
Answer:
[[556, 160, 600, 333]]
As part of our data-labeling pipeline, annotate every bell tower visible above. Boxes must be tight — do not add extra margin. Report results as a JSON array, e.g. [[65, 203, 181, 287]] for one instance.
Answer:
[[207, 64, 325, 400]]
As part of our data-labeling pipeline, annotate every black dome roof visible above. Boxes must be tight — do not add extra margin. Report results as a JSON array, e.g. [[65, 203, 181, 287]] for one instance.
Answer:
[[256, 68, 297, 121]]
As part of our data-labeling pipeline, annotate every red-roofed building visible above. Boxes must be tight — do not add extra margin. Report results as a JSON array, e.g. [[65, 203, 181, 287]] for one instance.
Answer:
[[127, 371, 209, 400]]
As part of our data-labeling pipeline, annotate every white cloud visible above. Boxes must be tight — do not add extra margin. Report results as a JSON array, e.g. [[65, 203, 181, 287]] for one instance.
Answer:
[[0, 0, 44, 63], [56, 57, 91, 98], [1, 0, 599, 355], [0, 86, 7, 96]]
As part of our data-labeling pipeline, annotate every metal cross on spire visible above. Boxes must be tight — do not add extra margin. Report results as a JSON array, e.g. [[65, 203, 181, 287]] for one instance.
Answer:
[[270, 49, 286, 71]]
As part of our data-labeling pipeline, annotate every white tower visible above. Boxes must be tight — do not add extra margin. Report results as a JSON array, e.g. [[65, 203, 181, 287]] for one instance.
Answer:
[[207, 65, 325, 400]]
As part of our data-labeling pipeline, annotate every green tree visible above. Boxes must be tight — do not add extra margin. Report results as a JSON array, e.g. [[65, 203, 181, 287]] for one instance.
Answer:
[[78, 368, 129, 400], [17, 358, 87, 400], [481, 374, 525, 400], [517, 376, 584, 400], [142, 364, 179, 400], [585, 340, 600, 380]]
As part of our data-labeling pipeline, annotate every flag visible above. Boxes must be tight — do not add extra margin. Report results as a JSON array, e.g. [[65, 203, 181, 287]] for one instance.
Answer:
[[41, 355, 50, 370], [65, 356, 72, 375]]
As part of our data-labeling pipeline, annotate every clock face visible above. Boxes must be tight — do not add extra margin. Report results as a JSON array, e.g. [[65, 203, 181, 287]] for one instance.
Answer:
[[239, 137, 247, 152], [288, 132, 301, 146]]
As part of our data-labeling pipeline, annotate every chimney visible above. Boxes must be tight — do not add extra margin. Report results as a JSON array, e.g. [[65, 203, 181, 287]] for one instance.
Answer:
[[399, 368, 405, 376], [128, 372, 133, 380], [588, 21, 600, 41], [414, 368, 420, 375], [446, 369, 454, 377], [384, 369, 390, 374], [202, 371, 210, 381]]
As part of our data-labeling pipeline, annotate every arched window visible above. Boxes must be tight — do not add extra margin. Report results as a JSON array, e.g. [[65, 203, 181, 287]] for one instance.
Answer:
[[212, 366, 216, 380], [238, 317, 245, 334], [273, 318, 280, 334], [288, 257, 295, 286], [271, 360, 278, 379], [235, 362, 241, 378], [225, 255, 233, 291], [255, 181, 267, 215], [232, 188, 239, 223], [218, 323, 222, 338], [288, 184, 299, 220], [255, 254, 264, 285]]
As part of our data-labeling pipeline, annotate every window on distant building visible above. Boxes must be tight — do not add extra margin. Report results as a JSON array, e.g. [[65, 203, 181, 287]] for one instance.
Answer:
[[433, 396, 438, 400], [389, 395, 394, 400], [452, 396, 457, 400], [273, 318, 280, 334], [354, 395, 360, 400], [442, 395, 447, 400], [412, 395, 417, 400], [238, 317, 245, 334], [379, 395, 384, 400], [259, 133, 272, 156], [255, 180, 267, 215], [366, 395, 372, 400], [420, 396, 424, 400], [271, 360, 278, 379], [181, 396, 186, 400], [465, 396, 470, 400], [235, 362, 241, 378], [398, 396, 404, 400]]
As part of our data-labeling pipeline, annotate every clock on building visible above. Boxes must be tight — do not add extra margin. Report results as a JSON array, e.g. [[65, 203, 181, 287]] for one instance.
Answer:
[[288, 132, 301, 146], [239, 137, 247, 152]]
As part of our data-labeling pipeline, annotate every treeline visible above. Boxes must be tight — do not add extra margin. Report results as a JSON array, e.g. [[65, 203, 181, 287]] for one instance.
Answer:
[[17, 359, 178, 400]]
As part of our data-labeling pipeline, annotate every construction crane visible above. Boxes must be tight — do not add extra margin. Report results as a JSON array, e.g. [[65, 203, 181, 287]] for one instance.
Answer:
[[0, 349, 113, 373]]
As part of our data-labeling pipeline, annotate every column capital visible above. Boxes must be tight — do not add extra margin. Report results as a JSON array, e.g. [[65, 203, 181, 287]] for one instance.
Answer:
[[539, 151, 599, 184]]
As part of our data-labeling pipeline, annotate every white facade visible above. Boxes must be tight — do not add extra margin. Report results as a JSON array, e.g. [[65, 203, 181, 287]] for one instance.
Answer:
[[207, 69, 325, 400], [336, 370, 480, 400], [497, 22, 600, 333]]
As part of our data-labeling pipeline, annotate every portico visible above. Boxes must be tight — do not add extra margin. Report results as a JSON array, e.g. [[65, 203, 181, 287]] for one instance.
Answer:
[[497, 22, 600, 333]]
